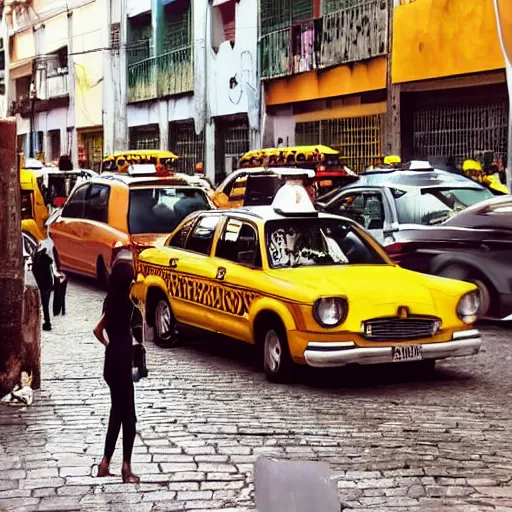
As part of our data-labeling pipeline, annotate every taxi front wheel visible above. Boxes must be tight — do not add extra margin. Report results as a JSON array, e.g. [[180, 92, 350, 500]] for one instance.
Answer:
[[263, 324, 294, 383], [153, 297, 179, 347]]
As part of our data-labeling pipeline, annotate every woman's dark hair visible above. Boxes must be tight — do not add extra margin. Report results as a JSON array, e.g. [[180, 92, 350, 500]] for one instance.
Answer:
[[109, 260, 134, 297]]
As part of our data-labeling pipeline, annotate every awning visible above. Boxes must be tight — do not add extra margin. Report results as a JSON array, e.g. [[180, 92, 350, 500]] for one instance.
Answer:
[[9, 57, 33, 80]]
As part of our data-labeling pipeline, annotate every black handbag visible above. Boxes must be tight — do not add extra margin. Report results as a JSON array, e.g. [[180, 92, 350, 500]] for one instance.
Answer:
[[132, 342, 148, 381], [131, 308, 148, 381]]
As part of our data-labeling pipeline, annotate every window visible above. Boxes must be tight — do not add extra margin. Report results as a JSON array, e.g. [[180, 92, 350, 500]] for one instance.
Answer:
[[62, 184, 89, 219], [265, 218, 387, 269], [228, 176, 247, 201], [394, 188, 494, 226], [334, 192, 385, 230], [129, 187, 210, 235], [216, 219, 261, 267], [185, 215, 221, 255], [168, 217, 198, 248], [85, 185, 110, 224], [211, 0, 236, 50]]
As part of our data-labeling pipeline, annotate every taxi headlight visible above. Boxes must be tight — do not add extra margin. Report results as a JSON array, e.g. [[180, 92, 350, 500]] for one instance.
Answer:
[[313, 298, 348, 328], [457, 291, 480, 324]]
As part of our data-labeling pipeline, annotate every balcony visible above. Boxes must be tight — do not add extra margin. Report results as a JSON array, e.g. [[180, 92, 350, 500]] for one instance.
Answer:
[[46, 72, 70, 99], [260, 0, 388, 80], [127, 46, 193, 103]]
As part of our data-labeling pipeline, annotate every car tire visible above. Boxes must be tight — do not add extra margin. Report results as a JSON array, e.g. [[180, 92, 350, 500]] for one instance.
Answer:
[[153, 296, 179, 347], [262, 322, 294, 383], [438, 265, 493, 317], [96, 257, 110, 290]]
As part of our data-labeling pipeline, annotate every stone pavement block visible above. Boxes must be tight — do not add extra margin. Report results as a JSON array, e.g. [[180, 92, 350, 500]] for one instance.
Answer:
[[59, 466, 92, 477], [56, 486, 92, 496], [0, 479, 20, 491], [0, 498, 40, 510], [140, 490, 177, 502], [20, 478, 65, 490], [37, 496, 80, 511], [169, 472, 206, 482]]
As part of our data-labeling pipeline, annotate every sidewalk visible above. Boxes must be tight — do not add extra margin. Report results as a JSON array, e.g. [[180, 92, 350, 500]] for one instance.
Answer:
[[0, 281, 255, 512]]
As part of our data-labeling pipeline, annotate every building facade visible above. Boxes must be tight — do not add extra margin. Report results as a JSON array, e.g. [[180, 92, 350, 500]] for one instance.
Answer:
[[392, 0, 510, 166], [0, 0, 510, 181], [124, 0, 260, 182], [2, 0, 106, 171]]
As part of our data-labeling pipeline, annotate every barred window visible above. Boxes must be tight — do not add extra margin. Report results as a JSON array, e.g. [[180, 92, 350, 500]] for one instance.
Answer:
[[129, 126, 160, 150], [295, 115, 383, 173], [412, 103, 509, 165], [260, 0, 313, 35], [169, 121, 204, 175]]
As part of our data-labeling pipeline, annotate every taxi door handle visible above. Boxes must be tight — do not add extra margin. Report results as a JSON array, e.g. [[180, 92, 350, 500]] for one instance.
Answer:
[[169, 258, 179, 268], [216, 267, 226, 280]]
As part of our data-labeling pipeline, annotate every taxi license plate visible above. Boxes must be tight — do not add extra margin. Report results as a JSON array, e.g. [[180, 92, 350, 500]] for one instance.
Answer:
[[392, 345, 423, 362]]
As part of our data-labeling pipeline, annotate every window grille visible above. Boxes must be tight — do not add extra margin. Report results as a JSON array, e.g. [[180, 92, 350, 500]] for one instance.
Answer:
[[129, 126, 160, 150], [413, 103, 509, 165], [169, 121, 204, 175], [296, 115, 383, 172], [260, 0, 313, 35], [162, 1, 192, 52], [322, 0, 371, 15]]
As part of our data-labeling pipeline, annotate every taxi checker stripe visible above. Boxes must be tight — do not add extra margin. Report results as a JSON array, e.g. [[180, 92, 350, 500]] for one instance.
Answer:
[[136, 261, 310, 307], [137, 261, 260, 317]]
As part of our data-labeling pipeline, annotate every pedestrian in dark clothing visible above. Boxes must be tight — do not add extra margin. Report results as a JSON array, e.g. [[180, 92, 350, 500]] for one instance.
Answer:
[[32, 237, 66, 331], [94, 260, 139, 484]]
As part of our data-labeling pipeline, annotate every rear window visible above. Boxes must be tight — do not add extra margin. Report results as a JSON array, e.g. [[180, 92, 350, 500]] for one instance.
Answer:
[[128, 187, 210, 234]]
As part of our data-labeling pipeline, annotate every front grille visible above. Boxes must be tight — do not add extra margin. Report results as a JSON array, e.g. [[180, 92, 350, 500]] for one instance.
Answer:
[[362, 317, 439, 341]]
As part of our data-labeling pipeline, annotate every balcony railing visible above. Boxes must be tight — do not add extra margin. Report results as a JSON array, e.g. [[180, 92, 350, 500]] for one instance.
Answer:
[[260, 0, 388, 80], [156, 46, 193, 98], [46, 73, 70, 99], [127, 46, 193, 103], [128, 57, 157, 102]]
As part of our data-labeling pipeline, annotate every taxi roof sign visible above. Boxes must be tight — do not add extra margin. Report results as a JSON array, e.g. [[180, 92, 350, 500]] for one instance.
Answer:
[[272, 183, 318, 217], [127, 164, 157, 176]]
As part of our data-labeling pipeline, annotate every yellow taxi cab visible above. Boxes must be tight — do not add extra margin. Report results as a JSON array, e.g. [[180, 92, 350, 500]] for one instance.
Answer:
[[101, 150, 179, 174], [130, 183, 482, 383], [21, 164, 85, 243], [49, 164, 213, 285]]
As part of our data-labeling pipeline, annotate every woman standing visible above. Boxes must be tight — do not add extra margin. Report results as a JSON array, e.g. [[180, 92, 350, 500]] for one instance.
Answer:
[[93, 260, 139, 484]]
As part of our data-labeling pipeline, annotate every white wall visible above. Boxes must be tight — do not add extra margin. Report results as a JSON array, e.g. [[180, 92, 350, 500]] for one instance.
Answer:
[[127, 0, 151, 18], [271, 108, 296, 147], [127, 96, 194, 128], [205, 0, 259, 130]]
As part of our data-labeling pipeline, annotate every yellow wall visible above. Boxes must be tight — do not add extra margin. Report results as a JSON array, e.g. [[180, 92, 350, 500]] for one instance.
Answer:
[[72, 1, 104, 128], [393, 0, 505, 84], [496, 0, 512, 66], [266, 56, 387, 106], [11, 29, 35, 62]]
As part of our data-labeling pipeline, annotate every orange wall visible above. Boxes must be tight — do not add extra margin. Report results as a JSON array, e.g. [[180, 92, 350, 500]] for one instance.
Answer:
[[266, 56, 387, 106], [496, 0, 512, 66], [392, 0, 505, 84]]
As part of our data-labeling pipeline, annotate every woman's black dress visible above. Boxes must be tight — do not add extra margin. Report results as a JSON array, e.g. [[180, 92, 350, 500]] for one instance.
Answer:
[[102, 290, 137, 463]]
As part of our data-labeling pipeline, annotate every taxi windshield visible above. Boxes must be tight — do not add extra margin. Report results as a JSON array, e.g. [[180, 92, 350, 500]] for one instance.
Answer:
[[129, 187, 210, 234], [265, 218, 387, 269]]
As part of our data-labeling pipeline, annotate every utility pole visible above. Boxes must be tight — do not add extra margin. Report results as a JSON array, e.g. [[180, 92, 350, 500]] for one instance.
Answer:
[[493, 0, 512, 190], [29, 77, 36, 158]]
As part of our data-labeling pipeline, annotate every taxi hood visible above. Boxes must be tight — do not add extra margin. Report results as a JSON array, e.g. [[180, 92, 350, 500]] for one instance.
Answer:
[[264, 264, 475, 311], [130, 233, 169, 249]]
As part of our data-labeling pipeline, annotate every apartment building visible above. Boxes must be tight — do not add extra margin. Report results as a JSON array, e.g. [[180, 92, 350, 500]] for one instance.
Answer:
[[0, 0, 509, 180], [3, 0, 105, 170], [125, 0, 260, 182]]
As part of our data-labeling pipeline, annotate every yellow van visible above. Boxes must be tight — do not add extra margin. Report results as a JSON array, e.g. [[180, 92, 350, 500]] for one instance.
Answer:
[[20, 167, 85, 243]]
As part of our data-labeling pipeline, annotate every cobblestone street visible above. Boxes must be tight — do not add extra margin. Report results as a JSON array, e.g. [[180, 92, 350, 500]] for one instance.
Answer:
[[1, 278, 512, 511]]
